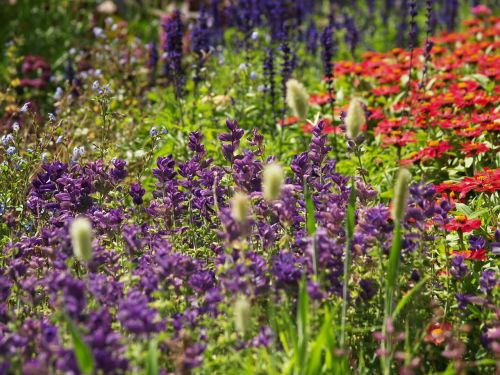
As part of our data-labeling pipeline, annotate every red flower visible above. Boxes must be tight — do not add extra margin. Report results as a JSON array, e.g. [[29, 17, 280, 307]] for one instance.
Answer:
[[425, 322, 452, 345], [309, 93, 334, 106], [455, 126, 484, 138], [472, 5, 492, 17], [451, 249, 487, 261], [278, 116, 300, 127], [461, 142, 490, 157], [371, 85, 400, 96], [381, 131, 416, 147], [301, 119, 341, 135], [444, 215, 481, 232]]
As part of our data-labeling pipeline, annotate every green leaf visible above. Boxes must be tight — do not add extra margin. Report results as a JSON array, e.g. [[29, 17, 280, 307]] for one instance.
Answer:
[[393, 276, 429, 319], [454, 203, 474, 217], [305, 183, 316, 236], [386, 220, 402, 317], [464, 157, 474, 168], [64, 315, 94, 375]]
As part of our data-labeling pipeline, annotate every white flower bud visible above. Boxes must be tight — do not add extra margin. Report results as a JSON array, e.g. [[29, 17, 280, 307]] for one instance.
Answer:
[[231, 192, 250, 224], [262, 163, 284, 201], [234, 296, 251, 335], [345, 98, 366, 139], [391, 168, 411, 223], [286, 79, 309, 120], [70, 217, 93, 262]]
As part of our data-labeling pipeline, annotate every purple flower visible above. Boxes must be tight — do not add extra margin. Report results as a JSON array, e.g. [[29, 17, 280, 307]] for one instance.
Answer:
[[129, 182, 146, 205], [249, 326, 274, 347], [450, 256, 468, 280], [218, 119, 244, 164], [306, 21, 319, 55], [273, 251, 303, 289], [343, 13, 359, 57], [161, 10, 184, 98], [479, 269, 497, 294], [359, 279, 378, 301], [109, 159, 127, 182], [455, 293, 470, 309], [86, 308, 128, 372], [147, 42, 158, 86], [117, 289, 164, 336], [469, 235, 486, 250]]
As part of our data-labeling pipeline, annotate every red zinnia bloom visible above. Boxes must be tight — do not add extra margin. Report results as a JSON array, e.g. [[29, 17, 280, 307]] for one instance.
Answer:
[[444, 215, 481, 232], [455, 126, 484, 138], [461, 142, 490, 157]]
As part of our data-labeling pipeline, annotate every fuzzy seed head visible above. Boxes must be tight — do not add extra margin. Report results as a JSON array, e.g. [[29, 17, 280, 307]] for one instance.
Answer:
[[234, 296, 251, 335], [262, 163, 284, 201], [391, 168, 412, 223], [70, 217, 93, 262], [231, 192, 250, 224], [345, 98, 365, 139], [286, 79, 309, 120]]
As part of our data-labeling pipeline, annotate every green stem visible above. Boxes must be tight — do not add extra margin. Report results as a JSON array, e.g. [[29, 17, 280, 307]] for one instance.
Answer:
[[340, 179, 356, 350]]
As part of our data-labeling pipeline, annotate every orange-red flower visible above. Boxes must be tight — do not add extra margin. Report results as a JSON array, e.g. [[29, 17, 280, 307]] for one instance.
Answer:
[[278, 116, 300, 127], [451, 249, 487, 261]]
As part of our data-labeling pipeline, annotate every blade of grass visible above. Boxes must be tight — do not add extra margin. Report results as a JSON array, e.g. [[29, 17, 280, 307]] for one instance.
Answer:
[[393, 276, 428, 319], [146, 338, 159, 375], [297, 277, 309, 375], [64, 314, 94, 375]]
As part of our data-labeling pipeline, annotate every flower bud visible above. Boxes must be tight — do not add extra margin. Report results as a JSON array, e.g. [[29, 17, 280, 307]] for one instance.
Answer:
[[286, 79, 309, 120], [234, 295, 251, 335], [231, 192, 250, 224], [70, 217, 93, 262], [391, 168, 411, 223], [345, 98, 365, 139], [262, 163, 284, 201]]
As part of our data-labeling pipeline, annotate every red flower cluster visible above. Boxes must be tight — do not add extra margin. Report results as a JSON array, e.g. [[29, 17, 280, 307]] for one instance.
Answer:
[[401, 140, 453, 166], [436, 168, 500, 198]]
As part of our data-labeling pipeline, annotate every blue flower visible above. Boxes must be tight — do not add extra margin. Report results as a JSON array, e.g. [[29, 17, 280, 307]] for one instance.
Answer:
[[1, 134, 13, 146]]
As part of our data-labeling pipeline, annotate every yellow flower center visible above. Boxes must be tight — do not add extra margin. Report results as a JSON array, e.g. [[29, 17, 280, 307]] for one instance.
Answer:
[[427, 140, 440, 147]]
